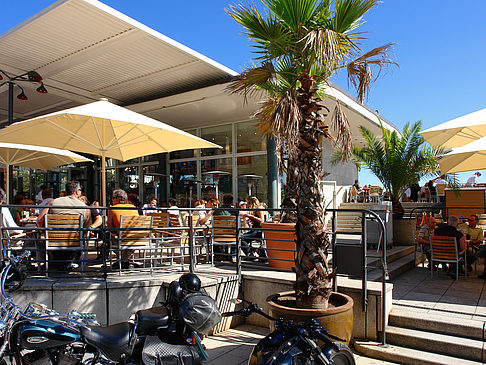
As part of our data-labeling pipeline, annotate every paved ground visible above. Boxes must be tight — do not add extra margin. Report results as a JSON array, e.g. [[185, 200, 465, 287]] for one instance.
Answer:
[[204, 324, 397, 364], [392, 264, 486, 321], [204, 262, 486, 364]]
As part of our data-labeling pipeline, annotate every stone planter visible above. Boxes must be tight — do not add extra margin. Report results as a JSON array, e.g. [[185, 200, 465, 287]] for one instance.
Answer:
[[261, 222, 296, 270], [392, 217, 415, 245], [267, 291, 354, 345]]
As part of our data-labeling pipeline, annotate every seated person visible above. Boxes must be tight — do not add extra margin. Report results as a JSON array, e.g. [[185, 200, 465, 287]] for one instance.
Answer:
[[195, 198, 218, 227], [36, 181, 89, 271], [107, 189, 139, 269], [434, 215, 474, 277], [417, 217, 437, 267], [10, 193, 26, 225], [0, 188, 24, 240], [459, 215, 484, 246], [214, 194, 238, 217]]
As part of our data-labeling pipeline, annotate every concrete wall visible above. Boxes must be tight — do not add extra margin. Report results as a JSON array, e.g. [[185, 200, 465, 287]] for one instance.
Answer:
[[322, 139, 358, 186], [11, 273, 240, 333]]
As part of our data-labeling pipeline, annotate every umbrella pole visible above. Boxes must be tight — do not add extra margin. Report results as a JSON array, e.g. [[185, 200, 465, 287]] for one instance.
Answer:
[[5, 165, 9, 204], [102, 155, 106, 207]]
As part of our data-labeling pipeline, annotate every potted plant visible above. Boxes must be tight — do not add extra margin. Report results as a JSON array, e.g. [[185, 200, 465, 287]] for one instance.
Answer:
[[227, 0, 395, 343], [336, 121, 449, 244]]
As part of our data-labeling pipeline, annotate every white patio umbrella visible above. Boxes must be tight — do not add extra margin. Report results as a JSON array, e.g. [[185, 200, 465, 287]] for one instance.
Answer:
[[0, 99, 221, 206], [439, 137, 486, 174], [421, 108, 486, 148], [0, 143, 92, 203]]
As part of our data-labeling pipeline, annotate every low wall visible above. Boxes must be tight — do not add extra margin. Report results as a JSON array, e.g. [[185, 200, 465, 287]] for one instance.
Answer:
[[11, 269, 391, 342], [10, 272, 241, 333]]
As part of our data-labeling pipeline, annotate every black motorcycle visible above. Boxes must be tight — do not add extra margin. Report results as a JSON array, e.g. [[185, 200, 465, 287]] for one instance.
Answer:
[[0, 251, 220, 365], [223, 299, 355, 365]]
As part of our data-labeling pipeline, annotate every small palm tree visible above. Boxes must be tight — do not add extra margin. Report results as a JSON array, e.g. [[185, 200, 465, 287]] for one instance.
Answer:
[[227, 0, 395, 308], [344, 121, 445, 217]]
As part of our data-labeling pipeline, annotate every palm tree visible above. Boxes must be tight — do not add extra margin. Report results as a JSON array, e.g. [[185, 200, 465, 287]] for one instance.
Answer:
[[227, 0, 395, 308], [344, 121, 445, 218]]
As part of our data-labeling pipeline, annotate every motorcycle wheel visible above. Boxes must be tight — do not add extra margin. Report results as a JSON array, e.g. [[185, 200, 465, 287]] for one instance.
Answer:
[[328, 342, 355, 365]]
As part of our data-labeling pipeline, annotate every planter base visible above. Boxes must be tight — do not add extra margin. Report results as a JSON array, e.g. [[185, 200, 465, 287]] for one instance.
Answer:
[[267, 291, 354, 344]]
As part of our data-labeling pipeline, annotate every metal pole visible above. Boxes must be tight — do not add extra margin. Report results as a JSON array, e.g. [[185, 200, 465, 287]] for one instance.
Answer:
[[381, 213, 388, 346], [188, 214, 195, 273], [361, 211, 368, 312], [331, 209, 337, 292], [7, 82, 14, 204], [236, 215, 242, 285]]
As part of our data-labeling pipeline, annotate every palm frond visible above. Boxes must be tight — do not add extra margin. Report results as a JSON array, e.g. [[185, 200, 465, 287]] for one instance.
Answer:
[[346, 43, 397, 102], [329, 103, 352, 161]]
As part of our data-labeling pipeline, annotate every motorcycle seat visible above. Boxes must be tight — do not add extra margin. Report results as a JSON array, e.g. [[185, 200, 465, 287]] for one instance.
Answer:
[[135, 306, 169, 335], [80, 322, 135, 362]]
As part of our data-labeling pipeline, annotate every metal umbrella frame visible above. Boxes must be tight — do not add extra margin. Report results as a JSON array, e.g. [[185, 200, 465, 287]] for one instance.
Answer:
[[0, 142, 92, 203]]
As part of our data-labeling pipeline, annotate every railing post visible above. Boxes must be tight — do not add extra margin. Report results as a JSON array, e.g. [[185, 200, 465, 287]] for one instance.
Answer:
[[361, 211, 368, 313], [188, 213, 195, 273], [381, 210, 388, 347], [236, 215, 242, 286], [331, 209, 337, 293]]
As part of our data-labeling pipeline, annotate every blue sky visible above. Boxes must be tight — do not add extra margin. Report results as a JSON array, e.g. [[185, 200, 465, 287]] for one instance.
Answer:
[[2, 0, 486, 186]]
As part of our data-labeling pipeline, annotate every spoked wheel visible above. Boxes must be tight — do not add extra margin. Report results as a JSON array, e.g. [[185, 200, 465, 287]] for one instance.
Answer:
[[328, 342, 355, 365]]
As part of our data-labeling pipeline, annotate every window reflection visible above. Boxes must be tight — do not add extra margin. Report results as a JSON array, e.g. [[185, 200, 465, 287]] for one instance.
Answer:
[[200, 125, 232, 156], [237, 155, 268, 203], [170, 161, 197, 207], [236, 120, 266, 153], [201, 158, 232, 202], [118, 166, 139, 197]]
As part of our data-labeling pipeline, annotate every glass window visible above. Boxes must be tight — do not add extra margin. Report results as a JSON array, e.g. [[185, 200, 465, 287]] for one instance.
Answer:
[[142, 165, 160, 205], [170, 161, 197, 208], [237, 155, 268, 204], [170, 129, 197, 159], [201, 158, 232, 202], [200, 125, 232, 156], [118, 166, 139, 198], [236, 120, 266, 153]]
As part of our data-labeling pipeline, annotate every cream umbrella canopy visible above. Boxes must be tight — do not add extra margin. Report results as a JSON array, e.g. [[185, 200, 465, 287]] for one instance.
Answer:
[[421, 108, 486, 148], [438, 137, 486, 174], [0, 99, 221, 206], [0, 143, 92, 203]]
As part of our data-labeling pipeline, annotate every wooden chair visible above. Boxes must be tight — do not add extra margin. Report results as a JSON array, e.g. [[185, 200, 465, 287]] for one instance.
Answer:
[[211, 215, 238, 264], [436, 184, 447, 202], [349, 186, 364, 203], [45, 214, 84, 274], [429, 235, 466, 280], [113, 215, 153, 271], [369, 186, 382, 203]]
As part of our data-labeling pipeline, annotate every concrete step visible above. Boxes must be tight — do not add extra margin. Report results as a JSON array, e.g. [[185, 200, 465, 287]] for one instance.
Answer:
[[354, 340, 481, 365], [389, 306, 484, 341], [385, 325, 484, 362], [367, 253, 415, 281]]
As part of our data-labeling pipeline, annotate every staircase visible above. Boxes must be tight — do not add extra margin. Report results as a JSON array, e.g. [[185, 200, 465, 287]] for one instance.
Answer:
[[355, 306, 485, 364], [335, 202, 377, 233]]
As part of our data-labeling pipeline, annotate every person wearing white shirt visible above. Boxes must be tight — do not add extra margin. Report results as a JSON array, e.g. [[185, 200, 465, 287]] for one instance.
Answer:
[[0, 188, 23, 238], [195, 197, 218, 226], [466, 172, 481, 187], [142, 197, 157, 215]]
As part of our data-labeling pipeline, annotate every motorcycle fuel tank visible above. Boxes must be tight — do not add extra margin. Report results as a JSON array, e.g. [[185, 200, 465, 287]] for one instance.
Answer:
[[18, 320, 80, 349]]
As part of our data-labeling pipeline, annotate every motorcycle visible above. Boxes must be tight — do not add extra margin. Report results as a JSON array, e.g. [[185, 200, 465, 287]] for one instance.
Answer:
[[0, 251, 221, 365], [222, 299, 356, 365]]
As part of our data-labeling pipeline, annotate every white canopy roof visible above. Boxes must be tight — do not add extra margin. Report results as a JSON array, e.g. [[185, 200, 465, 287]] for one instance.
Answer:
[[0, 0, 236, 125]]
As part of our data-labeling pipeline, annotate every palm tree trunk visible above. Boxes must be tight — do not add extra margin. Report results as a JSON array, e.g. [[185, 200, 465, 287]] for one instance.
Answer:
[[293, 75, 332, 309]]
